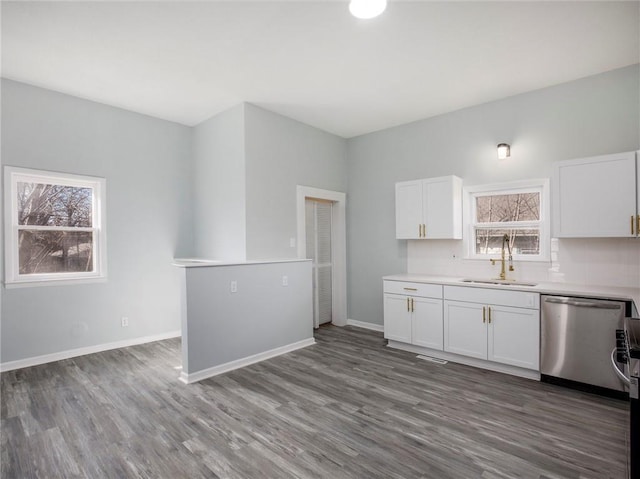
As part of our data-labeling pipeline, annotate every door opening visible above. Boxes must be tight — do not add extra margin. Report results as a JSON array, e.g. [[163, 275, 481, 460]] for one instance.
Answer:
[[305, 198, 333, 328], [296, 185, 347, 328]]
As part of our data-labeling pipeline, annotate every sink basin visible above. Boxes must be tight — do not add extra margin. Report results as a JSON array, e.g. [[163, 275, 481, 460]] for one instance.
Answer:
[[461, 279, 538, 287]]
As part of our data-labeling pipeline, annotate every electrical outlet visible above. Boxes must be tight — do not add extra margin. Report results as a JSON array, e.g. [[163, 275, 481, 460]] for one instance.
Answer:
[[121, 316, 129, 327], [289, 237, 296, 248], [230, 280, 238, 293], [282, 275, 288, 286]]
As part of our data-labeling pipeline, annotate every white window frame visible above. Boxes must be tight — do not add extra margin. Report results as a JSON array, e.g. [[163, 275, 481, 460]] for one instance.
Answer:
[[463, 179, 550, 262], [4, 166, 107, 287]]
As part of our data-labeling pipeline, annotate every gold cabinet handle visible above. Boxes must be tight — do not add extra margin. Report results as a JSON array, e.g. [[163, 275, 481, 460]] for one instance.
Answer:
[[488, 306, 492, 324], [411, 298, 414, 312], [632, 216, 635, 235], [418, 224, 422, 237], [482, 306, 486, 323], [403, 287, 418, 291], [407, 298, 410, 312], [422, 224, 426, 238], [637, 215, 640, 236]]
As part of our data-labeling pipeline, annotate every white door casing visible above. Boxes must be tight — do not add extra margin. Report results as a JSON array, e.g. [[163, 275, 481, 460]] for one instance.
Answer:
[[296, 186, 347, 327]]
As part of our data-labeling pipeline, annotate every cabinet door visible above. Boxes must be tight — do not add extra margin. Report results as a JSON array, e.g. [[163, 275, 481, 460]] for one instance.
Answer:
[[553, 152, 637, 237], [383, 294, 412, 342], [395, 180, 423, 239], [423, 176, 462, 239], [487, 305, 539, 370], [412, 297, 443, 350], [443, 300, 487, 359]]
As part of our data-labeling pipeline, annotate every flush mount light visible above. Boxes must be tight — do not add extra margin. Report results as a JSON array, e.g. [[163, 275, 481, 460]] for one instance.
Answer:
[[349, 0, 387, 19], [497, 143, 511, 159]]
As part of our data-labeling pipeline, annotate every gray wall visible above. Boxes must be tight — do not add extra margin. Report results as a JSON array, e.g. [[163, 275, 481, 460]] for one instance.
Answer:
[[244, 104, 347, 259], [346, 65, 640, 326], [192, 104, 246, 260], [181, 261, 313, 377], [1, 79, 193, 363]]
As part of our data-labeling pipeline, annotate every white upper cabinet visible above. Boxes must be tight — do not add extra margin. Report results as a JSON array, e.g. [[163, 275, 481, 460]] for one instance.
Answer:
[[395, 175, 463, 239], [552, 151, 638, 238], [395, 180, 424, 239]]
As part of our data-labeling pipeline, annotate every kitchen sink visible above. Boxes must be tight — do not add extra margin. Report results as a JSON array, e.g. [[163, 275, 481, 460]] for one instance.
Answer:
[[461, 279, 538, 287]]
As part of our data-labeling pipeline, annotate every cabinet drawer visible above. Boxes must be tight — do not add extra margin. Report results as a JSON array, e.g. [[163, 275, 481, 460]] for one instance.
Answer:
[[444, 285, 539, 309], [384, 280, 442, 298]]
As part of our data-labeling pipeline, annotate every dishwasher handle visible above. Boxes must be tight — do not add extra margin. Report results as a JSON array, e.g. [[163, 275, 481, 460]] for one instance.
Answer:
[[543, 296, 623, 310], [610, 347, 630, 386]]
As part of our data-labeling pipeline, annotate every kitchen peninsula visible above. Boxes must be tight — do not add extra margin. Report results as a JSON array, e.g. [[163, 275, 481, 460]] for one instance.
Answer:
[[174, 259, 314, 383]]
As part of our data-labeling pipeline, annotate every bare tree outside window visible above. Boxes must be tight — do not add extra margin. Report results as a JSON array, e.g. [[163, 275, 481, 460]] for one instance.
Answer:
[[475, 192, 540, 255], [17, 182, 94, 274]]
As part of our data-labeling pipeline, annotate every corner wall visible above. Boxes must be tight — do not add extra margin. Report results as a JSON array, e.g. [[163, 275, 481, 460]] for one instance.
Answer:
[[244, 104, 347, 260], [192, 105, 246, 260], [1, 80, 193, 364]]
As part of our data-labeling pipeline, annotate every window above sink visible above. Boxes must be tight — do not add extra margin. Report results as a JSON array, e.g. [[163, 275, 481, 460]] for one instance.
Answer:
[[463, 179, 550, 263]]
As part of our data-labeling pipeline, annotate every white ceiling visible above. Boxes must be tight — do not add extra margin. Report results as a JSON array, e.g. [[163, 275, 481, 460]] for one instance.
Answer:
[[2, 1, 639, 138]]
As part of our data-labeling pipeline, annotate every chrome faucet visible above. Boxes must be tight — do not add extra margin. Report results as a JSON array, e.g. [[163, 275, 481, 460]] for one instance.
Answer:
[[490, 234, 515, 281]]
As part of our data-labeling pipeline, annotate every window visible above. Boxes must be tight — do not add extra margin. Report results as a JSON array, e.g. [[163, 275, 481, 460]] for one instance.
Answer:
[[4, 166, 107, 286], [464, 179, 550, 261]]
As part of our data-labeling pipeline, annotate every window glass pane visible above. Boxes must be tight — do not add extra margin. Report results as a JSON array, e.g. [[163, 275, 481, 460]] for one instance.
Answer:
[[475, 193, 540, 223], [475, 229, 540, 255], [18, 230, 94, 274], [17, 182, 93, 227]]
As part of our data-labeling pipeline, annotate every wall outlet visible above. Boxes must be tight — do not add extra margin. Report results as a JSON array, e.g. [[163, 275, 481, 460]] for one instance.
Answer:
[[282, 275, 288, 286], [289, 237, 296, 248], [230, 280, 238, 293], [121, 316, 129, 327]]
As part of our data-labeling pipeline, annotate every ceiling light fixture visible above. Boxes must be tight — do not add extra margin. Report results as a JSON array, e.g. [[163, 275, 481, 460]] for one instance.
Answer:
[[349, 0, 387, 19], [497, 143, 511, 160]]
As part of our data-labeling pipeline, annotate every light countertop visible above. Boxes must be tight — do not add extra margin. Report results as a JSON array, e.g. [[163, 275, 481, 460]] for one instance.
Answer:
[[383, 273, 640, 313]]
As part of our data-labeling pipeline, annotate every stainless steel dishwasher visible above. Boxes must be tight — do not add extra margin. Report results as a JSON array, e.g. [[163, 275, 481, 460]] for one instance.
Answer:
[[541, 295, 628, 395]]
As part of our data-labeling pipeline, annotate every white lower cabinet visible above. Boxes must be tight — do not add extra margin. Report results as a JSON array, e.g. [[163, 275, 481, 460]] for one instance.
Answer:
[[443, 301, 487, 360], [487, 304, 539, 369], [444, 286, 540, 371], [383, 281, 443, 350], [383, 293, 412, 343], [412, 297, 445, 350]]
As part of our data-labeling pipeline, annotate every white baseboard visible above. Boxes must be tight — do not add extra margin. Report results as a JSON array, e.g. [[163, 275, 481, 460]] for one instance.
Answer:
[[0, 330, 182, 373], [346, 319, 384, 332], [180, 337, 316, 384]]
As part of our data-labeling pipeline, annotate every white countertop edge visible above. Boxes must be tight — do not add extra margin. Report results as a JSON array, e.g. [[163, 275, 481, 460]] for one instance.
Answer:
[[383, 273, 640, 312], [173, 258, 312, 268]]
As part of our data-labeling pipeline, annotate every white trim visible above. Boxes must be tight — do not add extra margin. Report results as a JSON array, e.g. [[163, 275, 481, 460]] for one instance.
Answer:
[[346, 319, 384, 332], [179, 337, 316, 384], [387, 340, 540, 381], [4, 277, 108, 289], [296, 186, 347, 327], [462, 178, 550, 262], [0, 330, 181, 372], [4, 166, 108, 286]]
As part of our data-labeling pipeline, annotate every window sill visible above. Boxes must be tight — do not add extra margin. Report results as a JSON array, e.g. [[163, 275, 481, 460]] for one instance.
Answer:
[[4, 276, 107, 289]]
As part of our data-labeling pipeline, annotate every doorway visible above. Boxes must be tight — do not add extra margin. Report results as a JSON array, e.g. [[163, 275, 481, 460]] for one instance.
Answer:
[[305, 198, 333, 328], [296, 186, 347, 328]]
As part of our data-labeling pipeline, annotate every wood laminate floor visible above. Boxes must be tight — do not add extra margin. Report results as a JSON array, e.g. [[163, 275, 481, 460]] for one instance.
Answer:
[[1, 325, 629, 479]]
